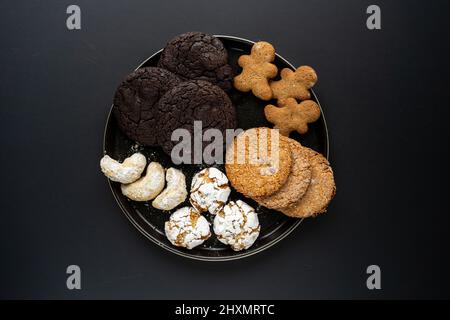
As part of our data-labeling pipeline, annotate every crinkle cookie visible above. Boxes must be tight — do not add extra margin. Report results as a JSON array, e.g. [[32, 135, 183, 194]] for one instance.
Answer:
[[156, 80, 236, 160], [254, 138, 311, 210], [113, 67, 181, 145], [213, 200, 260, 251], [165, 207, 211, 249], [282, 147, 336, 218], [190, 167, 231, 215], [158, 32, 233, 90]]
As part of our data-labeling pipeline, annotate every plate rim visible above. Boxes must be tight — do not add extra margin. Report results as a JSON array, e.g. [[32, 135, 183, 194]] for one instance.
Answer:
[[102, 34, 329, 261]]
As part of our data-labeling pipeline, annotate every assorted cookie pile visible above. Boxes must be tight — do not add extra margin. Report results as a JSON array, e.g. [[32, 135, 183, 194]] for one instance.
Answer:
[[225, 128, 335, 218], [230, 40, 336, 217], [166, 167, 261, 251], [100, 153, 187, 210], [100, 32, 336, 253], [100, 155, 261, 251], [234, 41, 321, 136], [113, 32, 236, 156]]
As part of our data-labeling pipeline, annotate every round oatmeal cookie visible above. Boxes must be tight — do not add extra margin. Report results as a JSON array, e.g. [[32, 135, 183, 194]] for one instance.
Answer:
[[254, 138, 311, 210], [113, 67, 181, 146], [156, 80, 236, 160], [225, 127, 292, 198], [281, 147, 336, 218], [158, 32, 233, 90]]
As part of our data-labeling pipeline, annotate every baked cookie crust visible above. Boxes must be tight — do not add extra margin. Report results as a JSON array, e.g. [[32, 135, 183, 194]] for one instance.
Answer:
[[254, 138, 311, 210], [225, 127, 292, 198], [282, 147, 336, 218]]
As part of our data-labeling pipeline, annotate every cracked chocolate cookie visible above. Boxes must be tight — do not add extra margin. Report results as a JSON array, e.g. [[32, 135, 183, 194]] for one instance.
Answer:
[[158, 32, 233, 91], [156, 80, 236, 160], [113, 67, 181, 146]]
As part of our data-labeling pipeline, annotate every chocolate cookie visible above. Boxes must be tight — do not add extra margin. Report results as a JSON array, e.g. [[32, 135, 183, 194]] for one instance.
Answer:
[[158, 32, 233, 91], [156, 80, 236, 160], [113, 67, 181, 146]]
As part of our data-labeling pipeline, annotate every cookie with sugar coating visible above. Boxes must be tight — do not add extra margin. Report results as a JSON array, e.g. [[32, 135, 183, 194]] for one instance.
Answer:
[[165, 207, 211, 249], [190, 167, 231, 215], [213, 200, 260, 251]]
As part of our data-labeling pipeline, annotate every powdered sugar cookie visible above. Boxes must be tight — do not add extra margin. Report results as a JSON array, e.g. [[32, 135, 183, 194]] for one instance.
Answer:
[[190, 167, 231, 215], [165, 207, 211, 249], [213, 200, 260, 251]]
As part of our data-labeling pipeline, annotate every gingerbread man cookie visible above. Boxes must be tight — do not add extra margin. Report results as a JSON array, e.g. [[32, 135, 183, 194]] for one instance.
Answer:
[[264, 98, 321, 136], [270, 66, 317, 102], [233, 41, 278, 100]]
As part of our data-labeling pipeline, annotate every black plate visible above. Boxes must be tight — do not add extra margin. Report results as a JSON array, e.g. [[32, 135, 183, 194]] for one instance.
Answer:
[[103, 35, 329, 261]]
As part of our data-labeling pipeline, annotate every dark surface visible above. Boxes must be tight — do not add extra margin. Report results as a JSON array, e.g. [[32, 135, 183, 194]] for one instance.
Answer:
[[0, 0, 449, 299], [104, 37, 328, 261]]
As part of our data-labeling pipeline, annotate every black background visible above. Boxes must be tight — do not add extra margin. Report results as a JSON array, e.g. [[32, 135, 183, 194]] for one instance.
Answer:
[[1, 0, 449, 299]]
